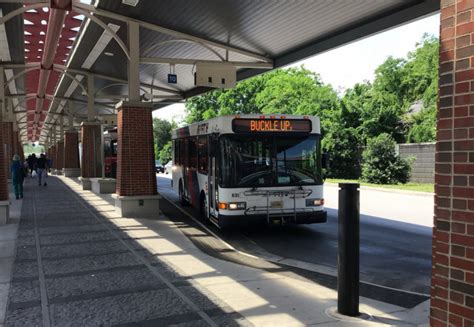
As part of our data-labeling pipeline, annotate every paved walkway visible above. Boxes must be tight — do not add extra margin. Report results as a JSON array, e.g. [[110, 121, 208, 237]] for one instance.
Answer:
[[2, 176, 429, 326]]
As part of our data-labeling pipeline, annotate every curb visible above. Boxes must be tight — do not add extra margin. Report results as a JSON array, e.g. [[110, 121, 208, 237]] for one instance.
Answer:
[[324, 182, 434, 197]]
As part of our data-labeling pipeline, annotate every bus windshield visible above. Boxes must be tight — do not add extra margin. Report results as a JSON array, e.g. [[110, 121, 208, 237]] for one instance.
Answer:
[[219, 134, 322, 188]]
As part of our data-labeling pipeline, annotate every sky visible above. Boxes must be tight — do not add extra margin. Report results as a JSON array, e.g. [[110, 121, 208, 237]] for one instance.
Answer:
[[153, 13, 440, 123]]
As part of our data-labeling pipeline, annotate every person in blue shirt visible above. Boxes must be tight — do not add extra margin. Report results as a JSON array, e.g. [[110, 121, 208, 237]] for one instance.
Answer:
[[11, 154, 25, 200]]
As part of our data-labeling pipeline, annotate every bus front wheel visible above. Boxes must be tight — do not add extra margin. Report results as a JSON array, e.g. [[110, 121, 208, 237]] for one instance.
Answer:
[[199, 192, 208, 221], [179, 181, 187, 206]]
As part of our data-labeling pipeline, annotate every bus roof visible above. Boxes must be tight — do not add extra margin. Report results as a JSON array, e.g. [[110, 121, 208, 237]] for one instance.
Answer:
[[172, 114, 320, 139]]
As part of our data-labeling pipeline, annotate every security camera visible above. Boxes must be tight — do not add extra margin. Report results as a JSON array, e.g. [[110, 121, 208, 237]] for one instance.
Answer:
[[141, 92, 152, 101]]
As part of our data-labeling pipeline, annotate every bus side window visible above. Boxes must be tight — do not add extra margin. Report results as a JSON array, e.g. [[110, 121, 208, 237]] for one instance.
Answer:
[[175, 140, 180, 165], [189, 138, 197, 169], [178, 139, 184, 166], [198, 136, 208, 174]]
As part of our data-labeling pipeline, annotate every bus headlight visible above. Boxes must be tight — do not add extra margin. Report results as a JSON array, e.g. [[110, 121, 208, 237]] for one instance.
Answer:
[[219, 202, 246, 210], [306, 198, 324, 207]]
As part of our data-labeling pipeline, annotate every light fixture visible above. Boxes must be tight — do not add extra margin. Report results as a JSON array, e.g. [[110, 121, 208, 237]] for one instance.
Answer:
[[104, 52, 114, 57], [122, 0, 139, 7]]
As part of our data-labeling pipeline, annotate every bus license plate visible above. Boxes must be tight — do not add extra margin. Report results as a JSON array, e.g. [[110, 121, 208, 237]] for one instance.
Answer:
[[271, 201, 283, 208]]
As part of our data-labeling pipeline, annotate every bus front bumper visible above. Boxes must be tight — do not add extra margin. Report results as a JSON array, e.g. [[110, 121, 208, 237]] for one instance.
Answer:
[[217, 210, 327, 228]]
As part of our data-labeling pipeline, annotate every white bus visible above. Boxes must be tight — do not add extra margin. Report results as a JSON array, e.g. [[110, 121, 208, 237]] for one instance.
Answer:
[[171, 114, 327, 228]]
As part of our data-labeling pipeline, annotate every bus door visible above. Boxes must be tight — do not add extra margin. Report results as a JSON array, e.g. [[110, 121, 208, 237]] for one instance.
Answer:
[[208, 136, 218, 218], [183, 138, 189, 198]]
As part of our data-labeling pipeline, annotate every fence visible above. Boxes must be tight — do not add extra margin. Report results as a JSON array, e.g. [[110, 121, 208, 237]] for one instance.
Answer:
[[397, 142, 435, 184]]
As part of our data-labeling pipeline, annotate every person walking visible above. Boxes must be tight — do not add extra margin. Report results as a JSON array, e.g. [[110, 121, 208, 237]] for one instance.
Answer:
[[27, 153, 37, 177], [11, 155, 25, 200], [36, 153, 49, 186]]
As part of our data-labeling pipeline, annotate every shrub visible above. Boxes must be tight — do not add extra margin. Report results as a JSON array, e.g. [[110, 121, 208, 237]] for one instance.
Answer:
[[361, 133, 412, 184]]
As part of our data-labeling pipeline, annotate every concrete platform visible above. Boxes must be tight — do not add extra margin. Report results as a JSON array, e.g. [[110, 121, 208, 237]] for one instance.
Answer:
[[90, 178, 116, 194], [0, 176, 429, 326], [0, 185, 21, 327]]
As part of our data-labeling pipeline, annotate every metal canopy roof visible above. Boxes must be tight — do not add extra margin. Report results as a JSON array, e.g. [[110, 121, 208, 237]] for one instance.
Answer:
[[0, 0, 439, 144]]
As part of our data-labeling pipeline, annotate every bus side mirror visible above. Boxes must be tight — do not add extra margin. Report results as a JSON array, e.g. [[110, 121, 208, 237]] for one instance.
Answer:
[[322, 153, 330, 169]]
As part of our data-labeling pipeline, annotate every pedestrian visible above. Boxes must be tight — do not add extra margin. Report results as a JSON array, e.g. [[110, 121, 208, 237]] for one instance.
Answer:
[[36, 153, 49, 186], [27, 153, 37, 177], [11, 154, 25, 200]]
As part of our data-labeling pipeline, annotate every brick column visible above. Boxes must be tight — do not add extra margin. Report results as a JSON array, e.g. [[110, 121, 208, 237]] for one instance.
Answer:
[[63, 131, 80, 177], [432, 1, 474, 326], [56, 140, 64, 175], [2, 122, 13, 179], [0, 115, 9, 224], [51, 145, 57, 170], [47, 147, 51, 163], [80, 122, 102, 179], [115, 102, 159, 218]]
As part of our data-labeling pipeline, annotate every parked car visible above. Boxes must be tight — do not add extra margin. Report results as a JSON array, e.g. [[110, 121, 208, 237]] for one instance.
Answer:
[[165, 161, 172, 174], [155, 160, 164, 173]]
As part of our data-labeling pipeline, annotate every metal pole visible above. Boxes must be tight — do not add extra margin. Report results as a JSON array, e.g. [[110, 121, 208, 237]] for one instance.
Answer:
[[68, 100, 74, 131], [0, 67, 5, 117], [127, 21, 141, 102], [337, 183, 360, 317], [87, 74, 95, 122], [100, 124, 105, 178]]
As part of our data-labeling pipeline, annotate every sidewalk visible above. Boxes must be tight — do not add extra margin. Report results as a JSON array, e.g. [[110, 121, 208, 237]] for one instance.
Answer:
[[2, 176, 429, 326], [0, 182, 21, 327]]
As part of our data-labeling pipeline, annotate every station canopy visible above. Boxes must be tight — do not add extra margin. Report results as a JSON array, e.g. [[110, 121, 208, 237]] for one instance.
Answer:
[[0, 0, 438, 143]]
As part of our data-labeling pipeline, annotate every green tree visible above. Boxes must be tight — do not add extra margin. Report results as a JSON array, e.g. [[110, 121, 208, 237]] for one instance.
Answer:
[[184, 67, 339, 132], [402, 34, 439, 142], [153, 118, 176, 160], [158, 141, 172, 164], [256, 67, 339, 134], [361, 133, 412, 184]]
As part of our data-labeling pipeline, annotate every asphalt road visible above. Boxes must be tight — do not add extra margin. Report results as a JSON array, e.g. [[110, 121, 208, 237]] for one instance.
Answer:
[[157, 174, 432, 295]]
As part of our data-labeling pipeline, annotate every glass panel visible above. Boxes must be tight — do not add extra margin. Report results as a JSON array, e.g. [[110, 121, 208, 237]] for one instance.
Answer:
[[275, 136, 320, 185], [198, 136, 208, 173]]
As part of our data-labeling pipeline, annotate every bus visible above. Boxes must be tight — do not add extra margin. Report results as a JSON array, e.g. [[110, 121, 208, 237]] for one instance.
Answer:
[[103, 127, 117, 178], [171, 114, 327, 228]]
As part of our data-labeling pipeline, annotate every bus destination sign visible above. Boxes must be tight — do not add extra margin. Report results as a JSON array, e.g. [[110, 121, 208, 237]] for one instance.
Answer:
[[232, 118, 311, 133]]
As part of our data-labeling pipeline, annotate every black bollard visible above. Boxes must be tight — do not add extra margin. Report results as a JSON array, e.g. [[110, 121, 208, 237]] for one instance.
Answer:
[[337, 183, 360, 316]]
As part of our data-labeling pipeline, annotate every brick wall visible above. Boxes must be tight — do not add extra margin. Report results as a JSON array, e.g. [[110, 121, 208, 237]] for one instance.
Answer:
[[116, 103, 157, 196], [63, 131, 79, 169], [80, 123, 101, 178], [56, 141, 64, 170], [0, 116, 7, 202], [432, 1, 474, 325], [398, 143, 436, 183]]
